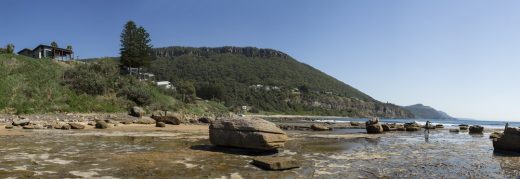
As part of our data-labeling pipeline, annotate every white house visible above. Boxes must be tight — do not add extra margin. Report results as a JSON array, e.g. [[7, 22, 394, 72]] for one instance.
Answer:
[[157, 81, 175, 90]]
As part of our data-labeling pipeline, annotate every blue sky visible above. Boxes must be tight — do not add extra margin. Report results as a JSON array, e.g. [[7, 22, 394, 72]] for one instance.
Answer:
[[1, 0, 520, 120]]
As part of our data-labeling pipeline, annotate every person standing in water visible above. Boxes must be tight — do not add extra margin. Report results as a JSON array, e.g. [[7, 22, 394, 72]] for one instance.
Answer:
[[424, 121, 431, 142]]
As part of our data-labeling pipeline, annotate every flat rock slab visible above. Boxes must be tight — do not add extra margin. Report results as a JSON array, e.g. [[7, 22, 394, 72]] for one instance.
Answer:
[[252, 156, 300, 170]]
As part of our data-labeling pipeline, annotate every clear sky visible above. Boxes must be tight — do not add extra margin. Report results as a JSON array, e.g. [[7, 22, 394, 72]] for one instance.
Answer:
[[1, 0, 520, 120]]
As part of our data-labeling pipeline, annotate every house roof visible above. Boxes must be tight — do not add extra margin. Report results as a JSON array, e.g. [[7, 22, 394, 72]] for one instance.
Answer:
[[34, 44, 73, 53], [17, 48, 32, 54]]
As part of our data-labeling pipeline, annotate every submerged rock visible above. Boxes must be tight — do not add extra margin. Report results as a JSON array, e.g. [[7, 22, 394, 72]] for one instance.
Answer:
[[469, 125, 484, 134], [156, 122, 166, 127], [310, 124, 331, 131], [449, 129, 460, 133], [129, 106, 146, 118], [365, 118, 383, 134], [251, 156, 300, 170], [209, 117, 288, 150]]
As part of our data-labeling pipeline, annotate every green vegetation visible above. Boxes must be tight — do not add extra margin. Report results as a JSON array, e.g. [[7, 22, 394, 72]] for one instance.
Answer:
[[147, 46, 414, 118], [0, 54, 227, 115]]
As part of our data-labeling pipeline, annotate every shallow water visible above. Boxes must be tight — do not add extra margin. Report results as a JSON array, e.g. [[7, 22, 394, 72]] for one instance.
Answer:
[[1, 129, 520, 178]]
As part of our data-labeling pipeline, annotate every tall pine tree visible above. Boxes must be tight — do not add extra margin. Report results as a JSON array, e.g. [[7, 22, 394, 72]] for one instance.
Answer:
[[120, 21, 153, 72]]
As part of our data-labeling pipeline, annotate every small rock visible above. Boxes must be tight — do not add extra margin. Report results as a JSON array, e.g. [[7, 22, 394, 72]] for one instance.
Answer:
[[310, 124, 331, 131], [156, 122, 166, 127], [5, 124, 14, 129], [469, 125, 484, 134], [459, 124, 469, 130], [449, 129, 460, 133], [435, 124, 444, 128], [87, 121, 96, 126], [404, 122, 421, 131], [61, 124, 71, 130], [95, 120, 109, 129], [12, 119, 30, 126], [129, 106, 146, 118], [198, 117, 213, 124], [22, 125, 35, 129], [68, 123, 85, 129], [252, 156, 300, 170], [135, 117, 155, 124], [350, 121, 361, 126]]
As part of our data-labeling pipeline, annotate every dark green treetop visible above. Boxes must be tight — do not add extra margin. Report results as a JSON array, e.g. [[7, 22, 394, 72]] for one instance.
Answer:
[[120, 21, 153, 69]]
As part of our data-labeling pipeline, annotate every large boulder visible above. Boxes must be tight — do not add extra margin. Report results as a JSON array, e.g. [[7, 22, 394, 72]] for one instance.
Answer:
[[151, 112, 182, 125], [310, 124, 331, 131], [493, 125, 520, 152], [129, 106, 146, 118], [209, 117, 288, 150], [469, 125, 484, 134], [252, 156, 300, 170], [365, 118, 383, 134]]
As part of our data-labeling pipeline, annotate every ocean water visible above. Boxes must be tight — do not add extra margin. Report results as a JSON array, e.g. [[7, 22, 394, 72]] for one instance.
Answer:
[[316, 118, 519, 129]]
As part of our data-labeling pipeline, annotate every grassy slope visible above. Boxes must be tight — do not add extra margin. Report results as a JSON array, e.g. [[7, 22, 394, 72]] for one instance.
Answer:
[[0, 54, 227, 115]]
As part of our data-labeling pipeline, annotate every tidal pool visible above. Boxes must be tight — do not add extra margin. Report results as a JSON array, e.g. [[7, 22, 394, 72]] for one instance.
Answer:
[[0, 128, 519, 178]]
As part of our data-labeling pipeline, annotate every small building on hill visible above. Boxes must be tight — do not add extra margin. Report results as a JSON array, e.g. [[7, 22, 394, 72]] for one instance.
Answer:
[[17, 44, 73, 61]]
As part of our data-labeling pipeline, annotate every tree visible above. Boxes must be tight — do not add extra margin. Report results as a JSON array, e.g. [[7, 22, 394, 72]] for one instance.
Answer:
[[120, 21, 153, 73], [178, 81, 196, 103], [51, 41, 58, 48], [66, 45, 73, 51], [6, 44, 14, 54]]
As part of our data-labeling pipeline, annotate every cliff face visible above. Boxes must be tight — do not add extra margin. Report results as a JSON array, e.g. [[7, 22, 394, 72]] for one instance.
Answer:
[[404, 104, 454, 119], [288, 95, 414, 118]]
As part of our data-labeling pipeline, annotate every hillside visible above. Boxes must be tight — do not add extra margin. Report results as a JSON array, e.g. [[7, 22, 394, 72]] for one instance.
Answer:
[[148, 46, 414, 118], [0, 54, 227, 115], [404, 104, 454, 119]]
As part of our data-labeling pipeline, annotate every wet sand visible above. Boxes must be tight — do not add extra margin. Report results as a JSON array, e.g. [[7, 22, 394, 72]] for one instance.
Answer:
[[1, 123, 520, 178]]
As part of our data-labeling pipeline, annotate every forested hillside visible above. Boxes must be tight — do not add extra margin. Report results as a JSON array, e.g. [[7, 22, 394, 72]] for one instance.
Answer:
[[148, 46, 414, 118]]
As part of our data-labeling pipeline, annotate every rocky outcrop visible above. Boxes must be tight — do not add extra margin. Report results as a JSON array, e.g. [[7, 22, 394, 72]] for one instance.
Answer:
[[404, 122, 421, 131], [251, 156, 300, 170], [490, 132, 502, 139], [493, 124, 520, 152], [209, 117, 288, 150], [365, 118, 383, 134], [469, 125, 484, 134], [404, 104, 454, 119], [382, 123, 398, 131], [129, 106, 145, 118], [310, 124, 331, 131]]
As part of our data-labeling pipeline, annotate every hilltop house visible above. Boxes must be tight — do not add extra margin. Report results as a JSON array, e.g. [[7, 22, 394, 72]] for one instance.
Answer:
[[18, 44, 73, 61]]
